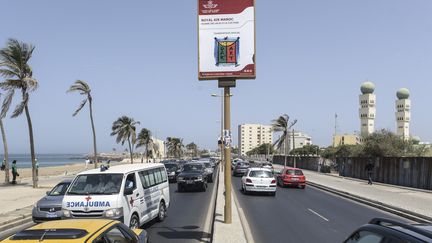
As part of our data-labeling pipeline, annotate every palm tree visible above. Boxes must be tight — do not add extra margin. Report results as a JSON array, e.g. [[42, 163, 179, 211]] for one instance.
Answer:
[[0, 39, 39, 188], [110, 116, 140, 164], [272, 114, 297, 168], [67, 80, 98, 168], [136, 128, 153, 163], [152, 142, 161, 162], [166, 137, 184, 159], [186, 142, 198, 158], [0, 94, 10, 183]]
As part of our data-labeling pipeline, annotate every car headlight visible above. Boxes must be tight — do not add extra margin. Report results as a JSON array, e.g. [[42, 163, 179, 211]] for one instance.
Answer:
[[170, 171, 175, 176], [104, 207, 123, 218], [197, 176, 203, 181], [63, 209, 71, 218], [177, 177, 184, 181]]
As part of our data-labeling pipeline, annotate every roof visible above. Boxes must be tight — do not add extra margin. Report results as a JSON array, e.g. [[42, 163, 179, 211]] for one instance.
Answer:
[[78, 163, 164, 175], [28, 219, 115, 232], [3, 219, 117, 242], [248, 167, 272, 172]]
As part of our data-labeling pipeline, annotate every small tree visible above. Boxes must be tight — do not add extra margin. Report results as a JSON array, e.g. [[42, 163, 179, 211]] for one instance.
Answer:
[[136, 128, 153, 163]]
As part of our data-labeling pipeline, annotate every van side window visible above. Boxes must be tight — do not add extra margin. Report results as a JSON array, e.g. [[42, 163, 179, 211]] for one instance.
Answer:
[[148, 170, 156, 186], [154, 169, 162, 184], [138, 171, 150, 189], [160, 168, 167, 182], [125, 173, 136, 190]]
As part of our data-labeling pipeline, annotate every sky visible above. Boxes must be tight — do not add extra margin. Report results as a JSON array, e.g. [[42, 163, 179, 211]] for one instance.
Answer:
[[1, 0, 432, 154]]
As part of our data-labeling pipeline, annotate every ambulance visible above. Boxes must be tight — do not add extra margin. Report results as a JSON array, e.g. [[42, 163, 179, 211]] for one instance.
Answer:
[[62, 163, 170, 229]]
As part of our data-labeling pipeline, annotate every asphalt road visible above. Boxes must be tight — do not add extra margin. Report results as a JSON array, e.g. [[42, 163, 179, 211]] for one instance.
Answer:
[[232, 176, 411, 243], [143, 174, 217, 243]]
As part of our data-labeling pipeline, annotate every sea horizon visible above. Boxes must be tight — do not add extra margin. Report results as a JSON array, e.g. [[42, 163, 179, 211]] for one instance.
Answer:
[[0, 153, 87, 168]]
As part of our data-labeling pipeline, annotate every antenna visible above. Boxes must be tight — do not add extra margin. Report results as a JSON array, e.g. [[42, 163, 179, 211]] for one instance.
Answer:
[[334, 113, 338, 136]]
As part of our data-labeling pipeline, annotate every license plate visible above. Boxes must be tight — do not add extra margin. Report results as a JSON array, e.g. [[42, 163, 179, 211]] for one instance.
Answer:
[[292, 178, 299, 181], [46, 213, 57, 218], [256, 185, 266, 188], [187, 180, 194, 184]]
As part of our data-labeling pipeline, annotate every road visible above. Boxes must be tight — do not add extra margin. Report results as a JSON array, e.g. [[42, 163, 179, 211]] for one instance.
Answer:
[[232, 176, 411, 243], [143, 174, 217, 243], [0, 172, 217, 243]]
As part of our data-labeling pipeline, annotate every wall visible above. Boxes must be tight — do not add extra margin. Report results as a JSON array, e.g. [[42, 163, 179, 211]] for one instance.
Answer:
[[338, 157, 432, 190]]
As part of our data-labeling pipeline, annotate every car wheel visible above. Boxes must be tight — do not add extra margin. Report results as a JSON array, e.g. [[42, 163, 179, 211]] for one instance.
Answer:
[[129, 214, 140, 229], [156, 201, 166, 222], [177, 184, 183, 192], [243, 184, 249, 195], [300, 185, 306, 189], [271, 191, 276, 197]]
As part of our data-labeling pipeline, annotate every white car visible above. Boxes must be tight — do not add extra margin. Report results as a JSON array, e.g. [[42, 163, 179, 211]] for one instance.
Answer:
[[241, 168, 277, 196]]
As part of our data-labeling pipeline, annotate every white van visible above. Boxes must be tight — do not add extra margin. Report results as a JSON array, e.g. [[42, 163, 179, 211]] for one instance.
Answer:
[[62, 163, 170, 229]]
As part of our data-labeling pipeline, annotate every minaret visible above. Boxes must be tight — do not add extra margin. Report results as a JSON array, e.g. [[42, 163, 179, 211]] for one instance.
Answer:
[[395, 88, 410, 140], [359, 82, 376, 136]]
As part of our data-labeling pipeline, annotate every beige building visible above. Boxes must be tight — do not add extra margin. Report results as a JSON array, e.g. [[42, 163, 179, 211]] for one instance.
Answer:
[[395, 88, 410, 140], [333, 134, 360, 147], [238, 124, 273, 156], [359, 82, 376, 136]]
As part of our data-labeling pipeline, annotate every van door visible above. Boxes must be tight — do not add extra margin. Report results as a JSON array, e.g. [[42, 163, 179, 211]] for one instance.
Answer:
[[138, 170, 152, 223], [122, 172, 141, 228]]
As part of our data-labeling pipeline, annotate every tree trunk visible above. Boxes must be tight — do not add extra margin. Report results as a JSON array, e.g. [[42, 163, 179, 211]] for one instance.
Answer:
[[128, 137, 133, 164], [24, 104, 37, 188], [284, 132, 287, 169], [146, 145, 149, 163], [0, 119, 10, 183], [89, 98, 98, 169]]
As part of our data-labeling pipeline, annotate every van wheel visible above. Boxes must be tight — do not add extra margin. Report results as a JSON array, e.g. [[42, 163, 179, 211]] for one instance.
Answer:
[[157, 201, 166, 222], [129, 214, 140, 229]]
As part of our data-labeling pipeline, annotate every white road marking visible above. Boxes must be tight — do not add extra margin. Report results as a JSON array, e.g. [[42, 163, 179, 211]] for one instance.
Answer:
[[308, 208, 329, 222]]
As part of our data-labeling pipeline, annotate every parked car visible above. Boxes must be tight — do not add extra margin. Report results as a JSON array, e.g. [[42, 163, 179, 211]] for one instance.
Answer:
[[2, 219, 148, 243], [32, 178, 72, 223], [343, 218, 432, 243], [232, 161, 250, 176], [177, 163, 208, 192], [164, 162, 181, 182], [241, 168, 277, 196], [276, 167, 306, 189]]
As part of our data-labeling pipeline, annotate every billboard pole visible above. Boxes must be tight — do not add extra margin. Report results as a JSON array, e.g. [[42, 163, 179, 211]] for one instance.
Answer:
[[220, 78, 235, 224]]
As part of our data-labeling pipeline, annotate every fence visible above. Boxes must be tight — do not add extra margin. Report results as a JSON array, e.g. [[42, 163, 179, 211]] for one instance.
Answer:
[[338, 157, 432, 190]]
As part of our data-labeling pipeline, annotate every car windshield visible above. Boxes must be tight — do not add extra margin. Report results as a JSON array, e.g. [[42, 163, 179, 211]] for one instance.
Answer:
[[287, 170, 303, 175], [183, 164, 203, 172], [48, 182, 70, 196], [203, 163, 211, 168], [165, 164, 178, 170], [68, 174, 123, 195], [249, 170, 273, 178], [238, 162, 249, 167]]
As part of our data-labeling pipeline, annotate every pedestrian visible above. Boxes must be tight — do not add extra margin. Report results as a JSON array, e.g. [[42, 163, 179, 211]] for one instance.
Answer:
[[1, 159, 5, 171], [35, 158, 39, 177], [365, 160, 374, 185], [11, 160, 19, 184], [85, 158, 90, 169], [106, 159, 111, 168]]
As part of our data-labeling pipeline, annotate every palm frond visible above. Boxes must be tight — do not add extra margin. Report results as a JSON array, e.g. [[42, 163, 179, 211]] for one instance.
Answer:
[[73, 99, 87, 116], [11, 93, 28, 118], [1, 89, 14, 119]]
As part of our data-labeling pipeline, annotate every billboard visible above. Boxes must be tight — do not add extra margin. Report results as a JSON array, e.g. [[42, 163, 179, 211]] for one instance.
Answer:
[[198, 0, 255, 80]]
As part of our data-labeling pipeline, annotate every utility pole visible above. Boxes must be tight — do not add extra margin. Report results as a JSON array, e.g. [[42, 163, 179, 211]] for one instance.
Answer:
[[292, 129, 296, 168], [220, 78, 235, 224]]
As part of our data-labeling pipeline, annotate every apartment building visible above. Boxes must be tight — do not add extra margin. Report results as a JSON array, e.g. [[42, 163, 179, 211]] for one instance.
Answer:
[[238, 124, 273, 156]]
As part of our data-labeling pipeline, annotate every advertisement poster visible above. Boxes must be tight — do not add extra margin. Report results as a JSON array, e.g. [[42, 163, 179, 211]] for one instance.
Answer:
[[198, 0, 255, 80]]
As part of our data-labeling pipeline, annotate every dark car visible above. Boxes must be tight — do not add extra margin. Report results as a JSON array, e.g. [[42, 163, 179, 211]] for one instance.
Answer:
[[32, 179, 72, 223], [164, 162, 180, 182], [344, 218, 432, 243], [177, 163, 207, 192], [232, 161, 250, 176]]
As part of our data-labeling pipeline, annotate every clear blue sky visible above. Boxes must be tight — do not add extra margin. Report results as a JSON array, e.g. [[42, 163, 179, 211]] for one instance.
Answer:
[[1, 0, 432, 153]]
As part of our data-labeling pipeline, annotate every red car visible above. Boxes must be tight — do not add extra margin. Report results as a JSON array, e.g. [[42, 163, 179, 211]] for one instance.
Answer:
[[276, 167, 306, 189]]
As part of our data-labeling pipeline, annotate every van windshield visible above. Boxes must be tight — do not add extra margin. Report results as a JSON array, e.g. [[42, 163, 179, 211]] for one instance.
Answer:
[[68, 174, 123, 195]]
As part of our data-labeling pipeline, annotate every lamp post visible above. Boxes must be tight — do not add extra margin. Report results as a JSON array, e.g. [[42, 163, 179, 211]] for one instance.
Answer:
[[211, 91, 224, 164]]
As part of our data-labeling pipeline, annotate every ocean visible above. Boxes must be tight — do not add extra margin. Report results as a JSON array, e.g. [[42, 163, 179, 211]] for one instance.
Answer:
[[0, 154, 86, 168]]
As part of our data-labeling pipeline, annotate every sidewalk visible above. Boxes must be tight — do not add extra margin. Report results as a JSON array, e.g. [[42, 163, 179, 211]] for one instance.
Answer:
[[213, 166, 250, 243], [273, 164, 432, 221]]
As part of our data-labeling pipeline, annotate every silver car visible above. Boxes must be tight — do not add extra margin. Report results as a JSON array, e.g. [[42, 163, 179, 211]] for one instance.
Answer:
[[32, 179, 72, 223]]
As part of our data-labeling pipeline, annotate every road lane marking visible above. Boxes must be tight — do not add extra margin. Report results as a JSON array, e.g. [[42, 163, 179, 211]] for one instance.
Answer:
[[308, 208, 329, 222]]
